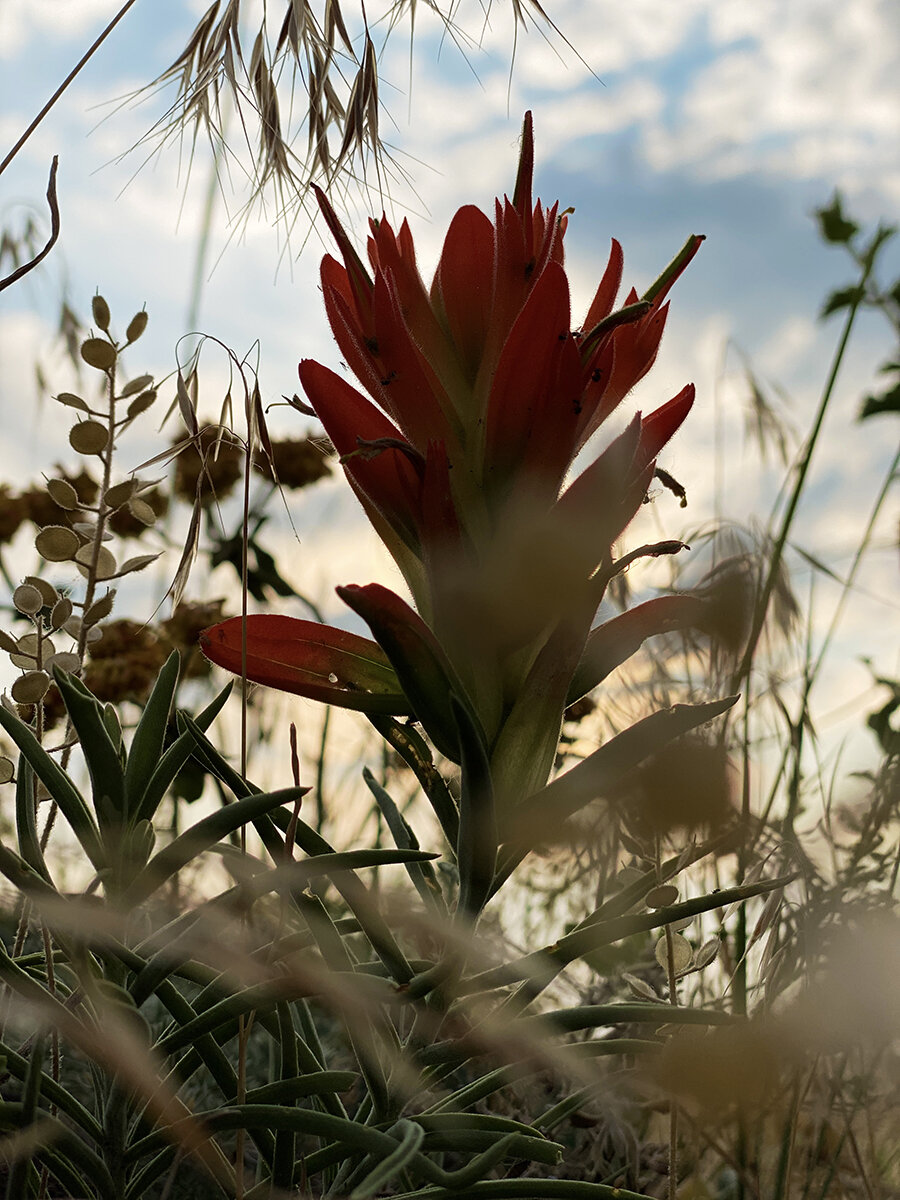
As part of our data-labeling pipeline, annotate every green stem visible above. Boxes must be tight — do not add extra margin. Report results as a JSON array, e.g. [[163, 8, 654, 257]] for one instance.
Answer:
[[730, 256, 876, 693]]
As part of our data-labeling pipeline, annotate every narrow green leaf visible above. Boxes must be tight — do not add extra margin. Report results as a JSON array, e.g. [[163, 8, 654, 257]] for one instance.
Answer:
[[125, 649, 180, 816], [422, 1064, 532, 1116], [362, 768, 447, 916], [496, 697, 738, 881], [4, 1119, 111, 1200], [177, 709, 256, 798], [466, 874, 795, 994], [134, 682, 232, 823], [516, 1002, 735, 1035], [283, 889, 391, 1118], [102, 703, 125, 764], [181, 714, 416, 986], [820, 283, 865, 318], [418, 1113, 547, 1136], [53, 667, 126, 830], [860, 377, 900, 419], [15, 758, 53, 885], [126, 1105, 403, 1174], [860, 221, 896, 269], [122, 787, 308, 906], [244, 1071, 357, 1106], [368, 715, 460, 847], [349, 1119, 425, 1198], [453, 695, 496, 920], [272, 1001, 298, 1190], [0, 1038, 103, 1142], [0, 703, 104, 872], [418, 1132, 562, 1186], [177, 713, 294, 868], [388, 1178, 651, 1199], [5, 1033, 48, 1200]]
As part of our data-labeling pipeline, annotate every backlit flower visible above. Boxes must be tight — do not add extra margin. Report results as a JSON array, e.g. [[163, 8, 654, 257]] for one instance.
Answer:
[[202, 112, 709, 810]]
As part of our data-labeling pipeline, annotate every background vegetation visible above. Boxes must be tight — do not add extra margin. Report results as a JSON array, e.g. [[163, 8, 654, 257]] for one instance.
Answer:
[[0, 4, 897, 1198]]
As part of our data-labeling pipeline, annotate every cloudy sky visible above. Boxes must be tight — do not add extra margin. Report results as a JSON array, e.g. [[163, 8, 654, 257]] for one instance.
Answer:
[[1, 0, 898, 778]]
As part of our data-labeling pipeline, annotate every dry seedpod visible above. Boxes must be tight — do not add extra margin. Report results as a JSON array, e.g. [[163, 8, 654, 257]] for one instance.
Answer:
[[0, 757, 14, 785], [655, 932, 693, 974], [120, 373, 154, 398], [10, 633, 54, 669], [56, 392, 90, 413], [46, 479, 81, 510], [44, 651, 80, 674], [25, 575, 60, 608], [81, 337, 116, 372], [72, 522, 113, 542], [83, 590, 116, 626], [35, 525, 79, 562], [0, 630, 20, 654], [62, 615, 103, 644], [92, 295, 111, 331], [11, 671, 52, 704], [13, 584, 43, 615], [125, 311, 148, 343], [126, 390, 156, 420], [615, 866, 645, 890], [127, 498, 157, 526], [9, 635, 39, 668], [118, 553, 161, 576], [104, 479, 139, 508], [50, 598, 74, 630], [75, 544, 117, 579], [622, 972, 660, 1002], [694, 939, 720, 971], [70, 421, 109, 456], [646, 884, 680, 909]]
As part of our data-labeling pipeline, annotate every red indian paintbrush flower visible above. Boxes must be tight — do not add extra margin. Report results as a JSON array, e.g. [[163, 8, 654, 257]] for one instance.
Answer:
[[300, 114, 701, 596], [201, 112, 709, 811]]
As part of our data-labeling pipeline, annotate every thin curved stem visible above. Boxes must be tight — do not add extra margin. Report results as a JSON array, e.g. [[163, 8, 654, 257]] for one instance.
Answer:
[[0, 0, 141, 179]]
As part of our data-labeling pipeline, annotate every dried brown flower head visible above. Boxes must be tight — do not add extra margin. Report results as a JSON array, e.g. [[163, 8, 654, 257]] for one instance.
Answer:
[[161, 599, 227, 678], [21, 468, 99, 529], [0, 484, 28, 544], [173, 426, 243, 507], [84, 619, 169, 703], [563, 696, 597, 725], [17, 682, 67, 731], [108, 486, 169, 538], [615, 735, 735, 838], [252, 436, 332, 489]]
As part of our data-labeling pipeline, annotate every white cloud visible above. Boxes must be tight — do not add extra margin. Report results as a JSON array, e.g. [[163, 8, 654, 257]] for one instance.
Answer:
[[756, 316, 817, 379], [494, 0, 707, 81], [642, 0, 900, 203], [0, 0, 117, 60]]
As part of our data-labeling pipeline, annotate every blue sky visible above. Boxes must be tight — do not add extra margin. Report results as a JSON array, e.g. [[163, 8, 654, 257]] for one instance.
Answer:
[[1, 0, 898, 778]]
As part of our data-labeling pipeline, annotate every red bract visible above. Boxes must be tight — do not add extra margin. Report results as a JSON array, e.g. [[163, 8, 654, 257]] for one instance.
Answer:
[[199, 616, 411, 715], [303, 112, 702, 547], [202, 113, 709, 807]]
